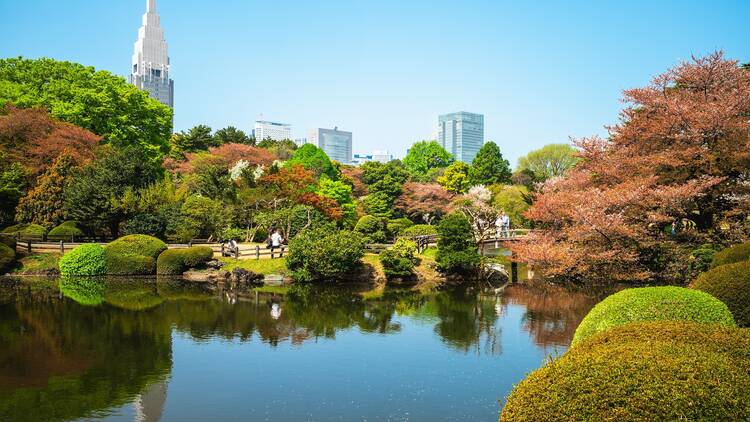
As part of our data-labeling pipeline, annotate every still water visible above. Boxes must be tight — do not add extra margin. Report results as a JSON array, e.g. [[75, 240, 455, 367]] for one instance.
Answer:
[[0, 277, 609, 421]]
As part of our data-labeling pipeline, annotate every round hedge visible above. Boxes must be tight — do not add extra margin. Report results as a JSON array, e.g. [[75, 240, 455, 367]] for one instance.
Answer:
[[105, 253, 156, 276], [571, 286, 735, 345], [0, 234, 16, 249], [711, 241, 750, 268], [1, 223, 47, 237], [59, 244, 107, 276], [156, 246, 214, 275], [106, 234, 167, 260], [693, 260, 750, 326], [48, 221, 84, 238], [0, 242, 16, 272], [501, 322, 750, 421]]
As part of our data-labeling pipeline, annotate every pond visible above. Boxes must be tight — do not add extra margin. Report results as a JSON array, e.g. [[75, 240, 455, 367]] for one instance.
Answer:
[[0, 277, 612, 421]]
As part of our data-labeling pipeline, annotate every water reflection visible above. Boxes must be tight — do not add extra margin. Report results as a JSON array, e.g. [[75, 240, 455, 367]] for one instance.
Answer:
[[0, 277, 608, 421]]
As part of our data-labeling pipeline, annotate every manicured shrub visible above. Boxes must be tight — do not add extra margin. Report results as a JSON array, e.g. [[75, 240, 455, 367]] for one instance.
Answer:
[[711, 241, 750, 268], [387, 218, 413, 238], [399, 224, 438, 238], [106, 253, 156, 276], [106, 234, 167, 260], [354, 215, 387, 243], [436, 213, 480, 274], [380, 238, 418, 279], [59, 243, 107, 276], [286, 227, 365, 282], [156, 246, 214, 275], [572, 286, 735, 345], [501, 322, 750, 421], [688, 244, 716, 274], [1, 223, 47, 237], [48, 221, 84, 239], [0, 242, 16, 272], [59, 276, 106, 306], [0, 234, 16, 250], [693, 261, 750, 326]]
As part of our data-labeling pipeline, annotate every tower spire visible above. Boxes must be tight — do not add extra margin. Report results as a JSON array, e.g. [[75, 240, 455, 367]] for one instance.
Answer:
[[147, 0, 156, 13]]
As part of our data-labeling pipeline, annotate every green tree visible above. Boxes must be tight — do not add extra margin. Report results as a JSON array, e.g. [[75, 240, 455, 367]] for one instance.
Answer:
[[360, 161, 410, 211], [184, 153, 235, 201], [402, 141, 453, 180], [171, 125, 216, 153], [438, 162, 472, 193], [469, 141, 511, 185], [516, 143, 579, 181], [174, 195, 227, 241], [213, 126, 252, 145], [257, 138, 297, 159], [16, 153, 77, 228], [286, 143, 338, 179], [436, 212, 480, 275], [490, 184, 531, 227], [0, 57, 172, 160], [0, 154, 26, 227], [317, 178, 357, 226], [64, 147, 160, 237]]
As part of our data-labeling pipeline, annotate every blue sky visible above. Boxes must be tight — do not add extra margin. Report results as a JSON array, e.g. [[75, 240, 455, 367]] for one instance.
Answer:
[[1, 0, 748, 165]]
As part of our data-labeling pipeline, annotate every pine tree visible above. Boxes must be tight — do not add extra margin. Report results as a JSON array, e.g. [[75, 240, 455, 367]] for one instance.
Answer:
[[469, 141, 511, 185]]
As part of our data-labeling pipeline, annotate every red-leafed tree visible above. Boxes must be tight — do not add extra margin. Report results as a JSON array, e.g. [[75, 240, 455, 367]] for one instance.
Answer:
[[260, 165, 342, 220], [512, 52, 750, 283], [173, 143, 276, 174], [394, 182, 455, 224], [341, 166, 368, 197], [0, 106, 100, 177]]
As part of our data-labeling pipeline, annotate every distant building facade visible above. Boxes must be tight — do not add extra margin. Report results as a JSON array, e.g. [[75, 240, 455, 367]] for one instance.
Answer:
[[130, 0, 174, 108], [254, 121, 292, 142], [351, 150, 392, 166], [437, 111, 484, 163], [309, 127, 352, 164]]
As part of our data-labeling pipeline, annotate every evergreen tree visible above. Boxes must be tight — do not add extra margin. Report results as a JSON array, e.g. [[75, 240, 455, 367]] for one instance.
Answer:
[[214, 126, 253, 145], [469, 141, 511, 185]]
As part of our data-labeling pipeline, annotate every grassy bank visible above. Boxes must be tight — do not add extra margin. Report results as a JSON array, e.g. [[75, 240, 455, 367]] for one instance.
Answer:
[[10, 252, 61, 275], [219, 257, 290, 276]]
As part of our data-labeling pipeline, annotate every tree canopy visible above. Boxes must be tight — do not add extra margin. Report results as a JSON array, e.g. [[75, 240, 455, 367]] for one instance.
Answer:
[[286, 143, 338, 180], [516, 143, 579, 181], [214, 126, 253, 145], [469, 141, 511, 185], [402, 141, 453, 180], [0, 57, 172, 160]]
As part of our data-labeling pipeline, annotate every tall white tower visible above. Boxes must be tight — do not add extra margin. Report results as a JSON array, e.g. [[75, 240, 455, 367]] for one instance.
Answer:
[[130, 0, 174, 108]]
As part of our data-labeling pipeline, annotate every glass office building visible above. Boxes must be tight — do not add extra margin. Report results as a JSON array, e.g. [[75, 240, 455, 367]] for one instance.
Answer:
[[309, 127, 352, 164], [437, 112, 484, 163]]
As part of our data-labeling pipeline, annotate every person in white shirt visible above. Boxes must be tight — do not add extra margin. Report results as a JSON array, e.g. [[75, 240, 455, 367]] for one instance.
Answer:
[[270, 229, 284, 251]]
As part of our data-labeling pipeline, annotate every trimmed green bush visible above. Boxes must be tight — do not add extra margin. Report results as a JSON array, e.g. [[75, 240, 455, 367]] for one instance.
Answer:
[[59, 244, 107, 276], [0, 234, 16, 250], [436, 213, 480, 274], [387, 218, 413, 237], [501, 322, 750, 421], [572, 286, 735, 345], [0, 242, 16, 272], [380, 238, 418, 279], [693, 261, 750, 326], [48, 221, 84, 239], [354, 215, 387, 243], [106, 253, 156, 276], [156, 246, 214, 275], [688, 244, 716, 274], [106, 234, 167, 260], [399, 224, 438, 238], [711, 241, 750, 268], [1, 223, 47, 237], [286, 227, 365, 282]]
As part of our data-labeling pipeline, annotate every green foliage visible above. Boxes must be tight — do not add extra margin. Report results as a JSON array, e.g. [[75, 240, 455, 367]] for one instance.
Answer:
[[0, 156, 26, 228], [490, 184, 530, 227], [105, 253, 156, 276], [501, 322, 750, 421], [317, 178, 356, 225], [693, 261, 750, 326], [15, 153, 77, 229], [213, 126, 252, 145], [516, 143, 579, 181], [400, 224, 438, 238], [64, 146, 160, 237], [0, 242, 15, 272], [48, 221, 84, 238], [437, 162, 471, 193], [174, 195, 227, 241], [402, 141, 453, 180], [59, 243, 107, 276], [184, 153, 235, 200], [0, 57, 172, 160], [711, 241, 750, 268], [156, 246, 214, 275], [286, 228, 365, 282], [106, 234, 167, 260], [387, 218, 413, 237], [354, 215, 387, 243], [436, 213, 479, 274], [123, 213, 167, 238], [572, 286, 735, 345], [257, 138, 297, 159], [58, 276, 105, 306], [2, 223, 47, 237], [469, 141, 511, 185], [171, 125, 217, 153], [0, 234, 15, 249], [688, 244, 717, 274], [362, 192, 393, 219], [286, 144, 338, 179], [380, 239, 418, 279], [219, 226, 246, 241]]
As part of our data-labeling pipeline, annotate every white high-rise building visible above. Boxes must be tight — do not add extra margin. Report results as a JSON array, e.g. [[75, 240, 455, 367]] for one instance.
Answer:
[[438, 111, 484, 163], [309, 127, 352, 164], [129, 0, 174, 108], [254, 121, 292, 142]]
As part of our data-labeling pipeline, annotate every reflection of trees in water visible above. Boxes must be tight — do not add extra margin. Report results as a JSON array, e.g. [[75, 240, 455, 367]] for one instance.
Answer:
[[431, 290, 502, 355], [0, 279, 172, 422], [502, 283, 608, 347]]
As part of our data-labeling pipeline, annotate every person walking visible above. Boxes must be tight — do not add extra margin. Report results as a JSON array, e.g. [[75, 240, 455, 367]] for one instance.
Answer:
[[501, 212, 511, 238]]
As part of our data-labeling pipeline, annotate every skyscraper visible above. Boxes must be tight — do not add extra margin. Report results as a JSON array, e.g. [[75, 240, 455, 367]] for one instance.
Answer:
[[437, 111, 484, 163], [129, 0, 174, 108], [254, 121, 292, 142], [308, 127, 353, 164]]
